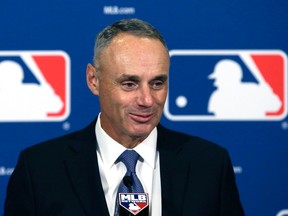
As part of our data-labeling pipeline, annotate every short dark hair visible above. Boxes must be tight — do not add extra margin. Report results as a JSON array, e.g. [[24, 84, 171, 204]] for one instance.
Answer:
[[93, 18, 167, 67]]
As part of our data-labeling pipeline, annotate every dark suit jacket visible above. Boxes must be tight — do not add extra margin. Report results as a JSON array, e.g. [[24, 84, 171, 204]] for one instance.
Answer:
[[4, 120, 245, 216]]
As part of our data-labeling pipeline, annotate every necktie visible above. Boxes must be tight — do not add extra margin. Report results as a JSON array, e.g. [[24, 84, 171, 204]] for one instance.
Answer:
[[117, 150, 144, 193], [115, 150, 145, 215]]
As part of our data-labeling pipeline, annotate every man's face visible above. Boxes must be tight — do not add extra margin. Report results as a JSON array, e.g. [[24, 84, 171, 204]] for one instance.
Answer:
[[87, 33, 170, 145]]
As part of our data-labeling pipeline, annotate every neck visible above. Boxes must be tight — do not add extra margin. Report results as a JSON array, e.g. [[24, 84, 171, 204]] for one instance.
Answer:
[[116, 135, 146, 149]]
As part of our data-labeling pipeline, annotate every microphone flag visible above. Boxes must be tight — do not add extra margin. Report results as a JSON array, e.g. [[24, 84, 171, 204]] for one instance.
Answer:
[[118, 193, 149, 215]]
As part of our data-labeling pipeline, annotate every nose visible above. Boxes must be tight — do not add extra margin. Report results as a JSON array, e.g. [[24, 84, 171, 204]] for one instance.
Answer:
[[137, 85, 153, 107]]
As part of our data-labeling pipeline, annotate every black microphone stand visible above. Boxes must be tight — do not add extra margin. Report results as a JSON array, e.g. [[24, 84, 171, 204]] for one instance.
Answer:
[[120, 175, 133, 216], [119, 175, 148, 216], [123, 176, 133, 192]]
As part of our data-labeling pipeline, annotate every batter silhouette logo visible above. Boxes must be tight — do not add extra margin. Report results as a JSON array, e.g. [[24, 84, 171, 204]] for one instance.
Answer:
[[164, 50, 287, 121], [0, 51, 70, 122]]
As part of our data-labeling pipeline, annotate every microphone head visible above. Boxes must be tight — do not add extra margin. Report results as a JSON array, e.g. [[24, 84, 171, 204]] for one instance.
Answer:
[[123, 175, 133, 188]]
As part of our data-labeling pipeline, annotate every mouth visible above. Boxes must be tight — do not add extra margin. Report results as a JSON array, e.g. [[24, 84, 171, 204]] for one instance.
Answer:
[[129, 113, 154, 123]]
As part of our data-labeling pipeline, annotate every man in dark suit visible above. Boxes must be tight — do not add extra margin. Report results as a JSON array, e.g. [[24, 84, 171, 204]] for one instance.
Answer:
[[4, 19, 245, 216]]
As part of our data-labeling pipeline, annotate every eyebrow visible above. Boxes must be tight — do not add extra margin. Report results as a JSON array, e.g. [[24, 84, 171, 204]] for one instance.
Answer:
[[116, 74, 168, 83], [154, 74, 168, 82], [116, 74, 140, 82]]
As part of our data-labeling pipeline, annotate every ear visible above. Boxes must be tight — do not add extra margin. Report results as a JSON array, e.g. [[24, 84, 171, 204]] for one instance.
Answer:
[[86, 63, 99, 96]]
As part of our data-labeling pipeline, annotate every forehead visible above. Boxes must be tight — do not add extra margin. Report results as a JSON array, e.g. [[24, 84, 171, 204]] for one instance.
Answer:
[[99, 33, 170, 68]]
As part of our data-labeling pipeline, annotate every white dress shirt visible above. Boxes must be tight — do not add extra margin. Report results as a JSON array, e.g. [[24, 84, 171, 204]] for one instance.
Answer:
[[95, 115, 162, 216]]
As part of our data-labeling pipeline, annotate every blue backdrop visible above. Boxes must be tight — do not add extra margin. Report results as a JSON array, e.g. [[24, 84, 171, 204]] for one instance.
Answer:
[[1, 0, 287, 215]]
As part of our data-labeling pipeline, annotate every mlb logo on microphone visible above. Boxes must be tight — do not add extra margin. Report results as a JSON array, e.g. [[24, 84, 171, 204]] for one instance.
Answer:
[[0, 51, 70, 122], [164, 50, 287, 121], [119, 193, 149, 215]]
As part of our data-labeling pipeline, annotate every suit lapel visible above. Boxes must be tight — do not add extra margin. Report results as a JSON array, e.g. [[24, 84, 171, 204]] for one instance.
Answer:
[[157, 125, 191, 216], [64, 120, 109, 216], [62, 122, 191, 216]]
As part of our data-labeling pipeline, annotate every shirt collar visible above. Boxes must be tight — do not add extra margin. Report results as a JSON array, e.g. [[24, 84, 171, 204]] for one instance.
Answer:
[[95, 114, 158, 170]]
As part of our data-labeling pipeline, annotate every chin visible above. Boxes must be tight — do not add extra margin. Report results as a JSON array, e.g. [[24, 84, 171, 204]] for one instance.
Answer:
[[131, 125, 154, 137]]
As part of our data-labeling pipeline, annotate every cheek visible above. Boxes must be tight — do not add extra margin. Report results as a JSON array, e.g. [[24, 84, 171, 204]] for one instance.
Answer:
[[154, 91, 168, 105], [100, 90, 129, 113]]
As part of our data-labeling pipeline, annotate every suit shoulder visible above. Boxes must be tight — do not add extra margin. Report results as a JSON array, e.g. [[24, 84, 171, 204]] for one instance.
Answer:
[[24, 130, 79, 153], [157, 124, 228, 157], [22, 121, 95, 159]]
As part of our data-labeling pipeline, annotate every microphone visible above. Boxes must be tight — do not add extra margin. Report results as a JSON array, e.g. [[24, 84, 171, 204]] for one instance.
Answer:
[[120, 176, 133, 216], [119, 176, 149, 216], [123, 175, 133, 192]]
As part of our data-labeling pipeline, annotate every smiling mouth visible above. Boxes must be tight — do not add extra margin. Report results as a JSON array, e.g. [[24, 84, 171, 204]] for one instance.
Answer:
[[129, 113, 154, 123]]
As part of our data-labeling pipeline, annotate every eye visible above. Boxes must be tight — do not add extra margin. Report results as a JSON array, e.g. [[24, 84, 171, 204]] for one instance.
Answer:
[[150, 80, 165, 90], [121, 81, 138, 91]]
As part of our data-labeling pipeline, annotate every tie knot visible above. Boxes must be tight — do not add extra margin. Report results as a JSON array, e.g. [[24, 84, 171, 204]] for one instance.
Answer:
[[118, 150, 140, 173]]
